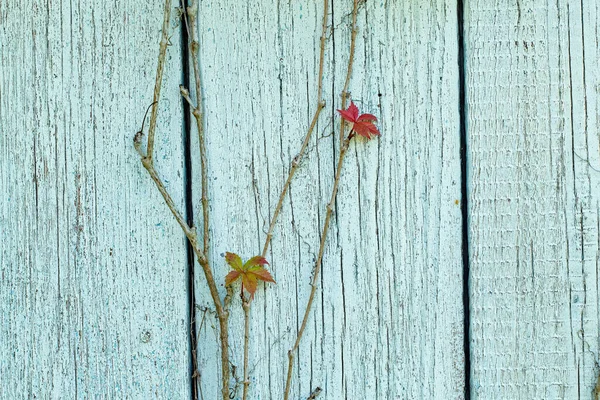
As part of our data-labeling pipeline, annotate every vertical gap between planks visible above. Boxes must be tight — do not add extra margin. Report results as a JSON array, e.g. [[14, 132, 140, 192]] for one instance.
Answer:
[[179, 1, 200, 398], [456, 0, 472, 398]]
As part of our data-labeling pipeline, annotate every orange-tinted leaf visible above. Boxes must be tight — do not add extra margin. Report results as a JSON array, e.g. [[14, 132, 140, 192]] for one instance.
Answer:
[[224, 254, 275, 299], [225, 270, 241, 285], [248, 266, 276, 283], [225, 252, 243, 271], [244, 255, 269, 269], [242, 273, 258, 298]]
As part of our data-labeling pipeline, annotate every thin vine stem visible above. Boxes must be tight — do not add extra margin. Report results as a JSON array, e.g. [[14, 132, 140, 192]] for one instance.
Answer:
[[283, 0, 359, 397], [185, 0, 210, 256], [339, 0, 358, 147], [283, 132, 355, 400], [260, 0, 329, 259]]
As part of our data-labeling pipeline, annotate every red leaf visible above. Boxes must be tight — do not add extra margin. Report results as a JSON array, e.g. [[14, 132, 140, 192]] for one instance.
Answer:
[[337, 101, 359, 122], [357, 113, 377, 122], [337, 109, 355, 122], [353, 121, 380, 139], [244, 256, 269, 269], [337, 101, 380, 140], [225, 252, 243, 271]]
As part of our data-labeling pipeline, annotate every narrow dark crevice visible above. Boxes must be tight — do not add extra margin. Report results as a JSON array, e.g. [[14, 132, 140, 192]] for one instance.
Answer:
[[179, 2, 200, 399], [456, 0, 471, 399]]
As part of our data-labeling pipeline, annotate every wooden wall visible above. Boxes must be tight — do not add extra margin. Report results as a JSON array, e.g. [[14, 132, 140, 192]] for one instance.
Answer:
[[1, 0, 597, 398]]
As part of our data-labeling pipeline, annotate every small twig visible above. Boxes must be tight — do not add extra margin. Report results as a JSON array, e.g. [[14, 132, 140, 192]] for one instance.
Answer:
[[260, 0, 329, 259], [242, 296, 251, 400], [261, 103, 324, 257], [140, 159, 196, 240], [139, 158, 230, 400], [134, 101, 158, 144], [283, 133, 354, 400], [146, 0, 172, 162], [307, 386, 323, 399]]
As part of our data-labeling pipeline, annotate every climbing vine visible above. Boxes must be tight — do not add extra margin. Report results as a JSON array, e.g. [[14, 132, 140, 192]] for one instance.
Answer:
[[133, 0, 378, 398]]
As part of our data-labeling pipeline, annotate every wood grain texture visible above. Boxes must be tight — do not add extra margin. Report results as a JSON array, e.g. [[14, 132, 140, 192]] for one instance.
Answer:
[[192, 1, 464, 398], [466, 0, 600, 398], [0, 1, 190, 398]]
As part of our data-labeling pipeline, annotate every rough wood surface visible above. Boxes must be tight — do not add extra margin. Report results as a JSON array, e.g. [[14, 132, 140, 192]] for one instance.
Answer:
[[193, 1, 464, 398], [0, 2, 190, 398], [466, 0, 600, 398]]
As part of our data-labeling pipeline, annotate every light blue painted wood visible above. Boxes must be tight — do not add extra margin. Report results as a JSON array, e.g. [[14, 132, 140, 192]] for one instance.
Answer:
[[1, 0, 467, 398], [193, 0, 464, 398], [0, 1, 190, 398], [466, 0, 600, 398]]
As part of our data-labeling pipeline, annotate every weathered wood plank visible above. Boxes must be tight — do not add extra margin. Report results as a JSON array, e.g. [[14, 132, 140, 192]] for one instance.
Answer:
[[193, 1, 464, 398], [466, 0, 600, 398], [0, 1, 190, 398]]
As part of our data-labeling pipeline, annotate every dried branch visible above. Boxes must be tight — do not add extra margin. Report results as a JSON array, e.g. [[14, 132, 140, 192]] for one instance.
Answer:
[[184, 0, 210, 256], [146, 0, 172, 162], [283, 1, 359, 398], [179, 0, 230, 397], [261, 0, 329, 259], [136, 1, 230, 398]]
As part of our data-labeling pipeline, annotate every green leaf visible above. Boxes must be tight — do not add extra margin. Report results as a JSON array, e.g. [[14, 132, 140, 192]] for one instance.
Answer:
[[225, 252, 243, 271]]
